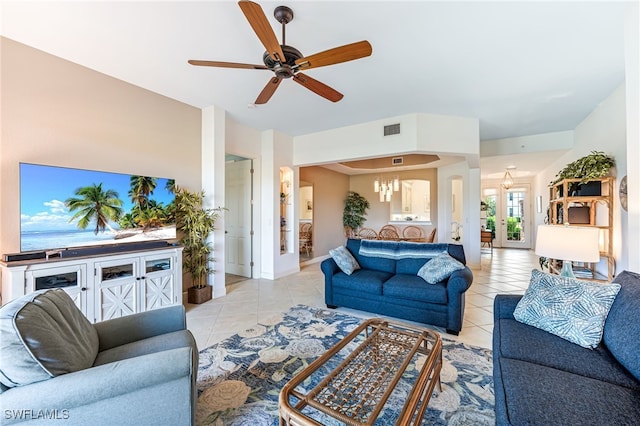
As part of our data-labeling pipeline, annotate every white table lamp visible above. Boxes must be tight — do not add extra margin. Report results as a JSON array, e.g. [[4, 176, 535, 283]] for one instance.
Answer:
[[535, 225, 600, 278]]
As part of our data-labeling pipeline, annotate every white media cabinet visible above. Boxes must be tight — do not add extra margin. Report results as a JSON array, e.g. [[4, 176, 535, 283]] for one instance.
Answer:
[[0, 246, 183, 323]]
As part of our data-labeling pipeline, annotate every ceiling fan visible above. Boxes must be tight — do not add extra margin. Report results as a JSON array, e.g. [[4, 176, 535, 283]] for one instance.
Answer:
[[188, 0, 372, 104]]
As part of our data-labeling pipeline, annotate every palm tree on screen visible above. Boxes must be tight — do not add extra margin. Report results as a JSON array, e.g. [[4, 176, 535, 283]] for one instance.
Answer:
[[129, 175, 157, 209], [65, 184, 124, 234], [135, 200, 169, 230], [164, 178, 177, 223], [165, 178, 176, 194]]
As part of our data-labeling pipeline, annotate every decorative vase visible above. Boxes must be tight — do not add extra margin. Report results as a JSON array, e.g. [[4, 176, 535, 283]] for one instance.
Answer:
[[188, 285, 212, 304]]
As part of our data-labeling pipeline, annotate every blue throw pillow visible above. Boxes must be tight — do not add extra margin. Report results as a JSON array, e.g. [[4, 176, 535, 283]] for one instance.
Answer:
[[514, 270, 621, 349], [329, 246, 360, 275], [417, 252, 465, 284]]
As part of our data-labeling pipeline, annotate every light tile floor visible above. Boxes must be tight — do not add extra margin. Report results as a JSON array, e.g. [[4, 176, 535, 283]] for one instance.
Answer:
[[186, 248, 539, 350]]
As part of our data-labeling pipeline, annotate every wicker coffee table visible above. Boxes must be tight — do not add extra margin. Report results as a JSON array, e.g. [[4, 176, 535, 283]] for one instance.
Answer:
[[279, 318, 442, 425]]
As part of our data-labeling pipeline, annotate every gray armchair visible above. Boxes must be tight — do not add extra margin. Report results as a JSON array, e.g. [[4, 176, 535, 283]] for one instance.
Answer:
[[0, 289, 197, 425]]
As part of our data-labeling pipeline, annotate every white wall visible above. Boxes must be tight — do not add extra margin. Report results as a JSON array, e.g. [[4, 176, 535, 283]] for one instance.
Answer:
[[224, 123, 300, 280], [226, 117, 263, 280], [451, 178, 464, 225], [294, 113, 480, 166], [624, 1, 639, 272], [439, 163, 481, 269], [481, 131, 574, 157], [533, 84, 628, 275], [202, 106, 227, 299], [274, 131, 299, 278]]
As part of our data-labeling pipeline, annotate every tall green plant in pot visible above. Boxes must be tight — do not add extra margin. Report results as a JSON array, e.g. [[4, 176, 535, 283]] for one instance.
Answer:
[[343, 191, 370, 237], [175, 187, 223, 304]]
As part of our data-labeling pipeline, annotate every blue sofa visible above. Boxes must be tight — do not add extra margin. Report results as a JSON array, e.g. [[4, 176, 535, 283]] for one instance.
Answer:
[[321, 238, 473, 334], [493, 270, 640, 425]]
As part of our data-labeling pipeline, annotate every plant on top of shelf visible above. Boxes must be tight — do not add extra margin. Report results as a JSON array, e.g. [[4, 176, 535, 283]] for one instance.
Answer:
[[551, 151, 616, 185], [343, 191, 370, 236], [174, 187, 224, 303]]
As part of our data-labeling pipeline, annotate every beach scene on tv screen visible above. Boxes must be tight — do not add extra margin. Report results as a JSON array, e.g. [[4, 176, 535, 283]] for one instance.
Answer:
[[20, 163, 176, 252]]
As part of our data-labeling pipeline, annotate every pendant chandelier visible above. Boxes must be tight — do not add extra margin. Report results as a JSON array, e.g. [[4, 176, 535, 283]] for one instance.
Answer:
[[502, 168, 515, 190], [374, 176, 399, 202]]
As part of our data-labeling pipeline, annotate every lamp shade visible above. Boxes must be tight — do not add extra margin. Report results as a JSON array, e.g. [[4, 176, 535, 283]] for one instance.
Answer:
[[535, 225, 600, 263]]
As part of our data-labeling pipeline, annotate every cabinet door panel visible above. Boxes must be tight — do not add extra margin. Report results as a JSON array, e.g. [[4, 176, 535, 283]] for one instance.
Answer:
[[26, 264, 88, 318], [97, 281, 137, 321], [141, 255, 175, 311], [143, 274, 175, 310], [95, 259, 139, 321]]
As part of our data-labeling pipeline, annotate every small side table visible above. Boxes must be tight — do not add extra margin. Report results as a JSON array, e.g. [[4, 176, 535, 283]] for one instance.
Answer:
[[481, 230, 493, 253]]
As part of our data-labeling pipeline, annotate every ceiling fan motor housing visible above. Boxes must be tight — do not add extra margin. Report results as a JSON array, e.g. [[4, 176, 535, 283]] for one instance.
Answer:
[[263, 45, 303, 78]]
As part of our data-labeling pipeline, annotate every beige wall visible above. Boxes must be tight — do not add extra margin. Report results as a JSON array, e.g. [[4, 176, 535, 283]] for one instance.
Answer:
[[0, 37, 202, 254], [299, 166, 349, 256]]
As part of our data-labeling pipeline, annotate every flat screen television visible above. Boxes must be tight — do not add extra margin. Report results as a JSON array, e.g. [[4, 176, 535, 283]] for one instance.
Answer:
[[20, 163, 176, 253]]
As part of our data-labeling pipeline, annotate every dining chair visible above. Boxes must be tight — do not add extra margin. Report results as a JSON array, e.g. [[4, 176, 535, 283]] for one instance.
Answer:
[[299, 227, 313, 256], [357, 227, 378, 240], [378, 225, 400, 241], [402, 225, 425, 241]]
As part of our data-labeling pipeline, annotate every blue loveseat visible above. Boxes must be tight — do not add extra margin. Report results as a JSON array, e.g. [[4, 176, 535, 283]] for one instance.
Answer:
[[321, 238, 473, 334], [493, 270, 640, 425]]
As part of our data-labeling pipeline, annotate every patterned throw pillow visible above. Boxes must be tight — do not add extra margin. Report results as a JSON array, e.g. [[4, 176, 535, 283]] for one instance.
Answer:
[[329, 246, 360, 275], [514, 270, 621, 349], [417, 252, 465, 284]]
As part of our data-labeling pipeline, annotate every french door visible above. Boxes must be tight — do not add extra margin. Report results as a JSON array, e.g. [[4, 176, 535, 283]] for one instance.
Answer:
[[500, 185, 531, 249], [480, 184, 533, 248]]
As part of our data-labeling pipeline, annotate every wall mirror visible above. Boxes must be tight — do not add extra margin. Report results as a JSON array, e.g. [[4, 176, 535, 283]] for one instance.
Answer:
[[390, 179, 431, 222]]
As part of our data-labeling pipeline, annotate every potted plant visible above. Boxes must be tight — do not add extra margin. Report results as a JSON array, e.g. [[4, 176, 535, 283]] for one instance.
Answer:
[[551, 151, 615, 195], [174, 186, 223, 304], [343, 191, 370, 237]]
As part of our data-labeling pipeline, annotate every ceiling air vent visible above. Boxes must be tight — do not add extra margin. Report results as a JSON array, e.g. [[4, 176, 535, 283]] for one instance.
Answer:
[[384, 123, 400, 136], [392, 157, 404, 165]]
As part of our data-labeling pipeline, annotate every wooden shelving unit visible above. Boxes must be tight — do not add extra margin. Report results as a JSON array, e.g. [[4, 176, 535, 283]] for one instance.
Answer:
[[547, 177, 614, 281]]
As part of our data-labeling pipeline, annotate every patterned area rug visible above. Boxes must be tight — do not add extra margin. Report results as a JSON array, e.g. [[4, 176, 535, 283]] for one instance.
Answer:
[[196, 305, 494, 425]]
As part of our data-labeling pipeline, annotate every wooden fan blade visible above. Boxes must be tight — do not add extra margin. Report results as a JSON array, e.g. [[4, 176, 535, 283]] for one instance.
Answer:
[[238, 1, 286, 63], [293, 73, 344, 102], [188, 60, 269, 70], [295, 40, 372, 70], [255, 77, 282, 104]]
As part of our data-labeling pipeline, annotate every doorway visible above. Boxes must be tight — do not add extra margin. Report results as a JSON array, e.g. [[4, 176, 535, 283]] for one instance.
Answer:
[[225, 156, 253, 279], [482, 185, 531, 250], [299, 182, 313, 263], [500, 185, 531, 249]]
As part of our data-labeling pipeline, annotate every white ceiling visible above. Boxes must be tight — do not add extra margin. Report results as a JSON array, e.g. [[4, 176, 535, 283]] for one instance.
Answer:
[[0, 1, 628, 178]]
